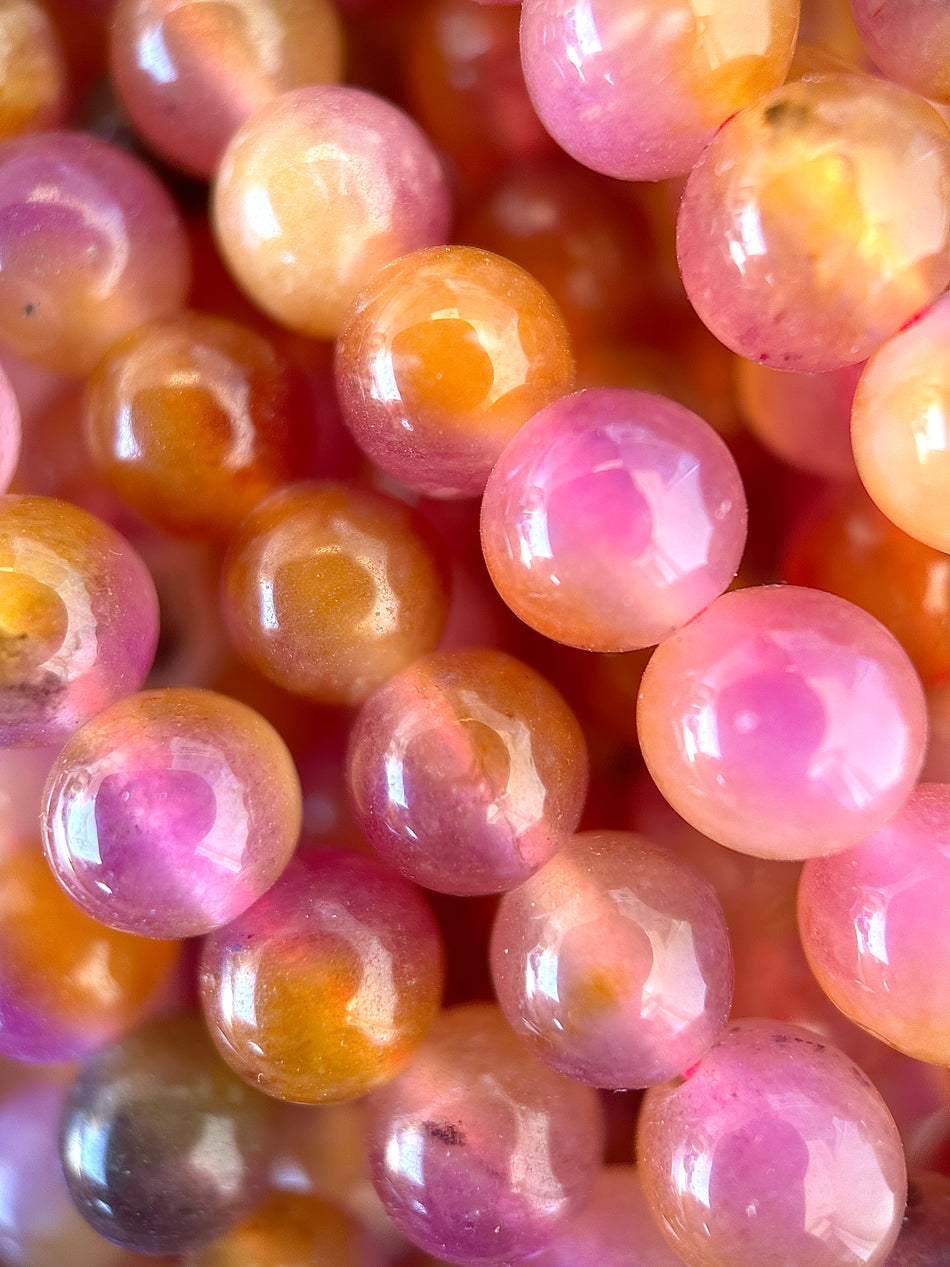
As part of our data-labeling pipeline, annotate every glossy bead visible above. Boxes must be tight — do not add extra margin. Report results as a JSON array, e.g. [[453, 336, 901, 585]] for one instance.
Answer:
[[221, 482, 449, 706], [851, 0, 950, 103], [637, 585, 928, 859], [336, 245, 575, 498], [520, 0, 800, 181], [0, 0, 68, 142], [42, 687, 302, 939], [480, 388, 747, 651], [59, 1014, 282, 1255], [637, 1019, 907, 1267], [0, 844, 179, 1063], [84, 312, 309, 538], [366, 1002, 605, 1264], [110, 0, 344, 179], [677, 74, 950, 372], [851, 291, 950, 554], [199, 849, 444, 1103], [490, 830, 733, 1088], [0, 132, 190, 375], [0, 360, 21, 494], [799, 784, 950, 1066], [0, 495, 159, 748], [213, 86, 451, 339], [347, 648, 588, 895]]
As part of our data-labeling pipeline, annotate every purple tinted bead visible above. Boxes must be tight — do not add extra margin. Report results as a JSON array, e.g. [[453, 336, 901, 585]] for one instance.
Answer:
[[480, 388, 747, 652]]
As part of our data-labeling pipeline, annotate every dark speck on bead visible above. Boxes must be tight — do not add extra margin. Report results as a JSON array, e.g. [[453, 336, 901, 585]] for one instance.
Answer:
[[23, 303, 34, 316], [423, 1120, 465, 1146]]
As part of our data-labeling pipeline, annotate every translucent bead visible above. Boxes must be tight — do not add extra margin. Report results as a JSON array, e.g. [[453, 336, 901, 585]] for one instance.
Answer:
[[520, 0, 800, 181], [0, 495, 159, 748], [366, 1002, 605, 1264], [199, 849, 444, 1103], [335, 245, 575, 499], [637, 585, 928, 859], [637, 1019, 907, 1267], [213, 86, 451, 339], [480, 388, 747, 651], [799, 784, 950, 1066], [346, 648, 588, 895], [490, 830, 733, 1088], [0, 132, 191, 375], [677, 74, 950, 372], [110, 0, 344, 178], [42, 687, 302, 939]]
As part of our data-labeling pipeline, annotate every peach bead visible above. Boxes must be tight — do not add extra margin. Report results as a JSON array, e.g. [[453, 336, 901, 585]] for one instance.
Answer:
[[336, 246, 575, 498], [213, 86, 451, 339], [0, 0, 68, 141], [111, 0, 344, 179], [221, 482, 449, 706], [852, 292, 950, 554]]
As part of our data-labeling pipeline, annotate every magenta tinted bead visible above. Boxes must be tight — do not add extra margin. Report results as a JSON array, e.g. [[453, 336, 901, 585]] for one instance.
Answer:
[[42, 687, 303, 939], [637, 585, 928, 859], [480, 388, 747, 651], [366, 1002, 605, 1265], [0, 362, 20, 494], [638, 1019, 907, 1267], [0, 132, 190, 375], [490, 831, 733, 1088]]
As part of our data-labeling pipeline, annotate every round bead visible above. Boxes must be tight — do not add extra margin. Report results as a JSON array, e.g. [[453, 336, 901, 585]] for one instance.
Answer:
[[213, 86, 450, 339], [110, 0, 344, 178], [480, 388, 747, 651], [347, 647, 588, 895], [851, 291, 950, 554], [335, 245, 575, 498], [199, 849, 444, 1103], [0, 132, 191, 375], [637, 585, 928, 859], [520, 0, 799, 181], [0, 0, 67, 142], [799, 784, 950, 1066], [677, 74, 950, 372], [0, 495, 159, 748], [42, 687, 302, 940], [490, 830, 734, 1087], [59, 1014, 282, 1255], [221, 482, 449, 706], [637, 1019, 907, 1267]]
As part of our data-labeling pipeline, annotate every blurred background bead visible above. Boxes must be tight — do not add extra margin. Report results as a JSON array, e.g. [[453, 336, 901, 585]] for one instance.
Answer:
[[213, 85, 451, 339], [0, 132, 191, 375], [110, 0, 344, 179], [0, 0, 68, 142], [850, 0, 950, 103], [200, 849, 444, 1103]]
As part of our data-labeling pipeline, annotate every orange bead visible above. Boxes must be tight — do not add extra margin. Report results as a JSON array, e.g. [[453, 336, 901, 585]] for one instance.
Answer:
[[0, 0, 68, 142], [221, 482, 449, 705], [336, 245, 575, 497]]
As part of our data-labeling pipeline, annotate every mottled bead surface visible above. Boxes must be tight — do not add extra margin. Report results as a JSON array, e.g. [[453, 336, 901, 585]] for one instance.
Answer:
[[851, 0, 950, 103], [336, 245, 575, 498], [490, 831, 733, 1088], [0, 495, 159, 748], [347, 648, 588, 895], [0, 132, 191, 374], [851, 292, 950, 554], [200, 849, 444, 1103], [481, 388, 747, 651], [677, 74, 950, 372], [213, 86, 450, 339], [520, 0, 800, 180], [59, 1014, 282, 1255], [637, 585, 928, 859], [84, 312, 309, 538], [366, 1003, 605, 1264], [638, 1020, 907, 1267], [222, 482, 448, 706], [0, 0, 67, 142], [110, 0, 344, 178], [799, 785, 950, 1066], [42, 687, 302, 939], [0, 843, 178, 1062]]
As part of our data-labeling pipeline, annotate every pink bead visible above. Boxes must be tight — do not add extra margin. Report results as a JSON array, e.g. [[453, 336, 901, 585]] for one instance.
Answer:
[[480, 388, 747, 651], [637, 1019, 907, 1267], [490, 830, 733, 1088], [0, 363, 20, 495], [799, 784, 950, 1066], [637, 585, 928, 859]]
